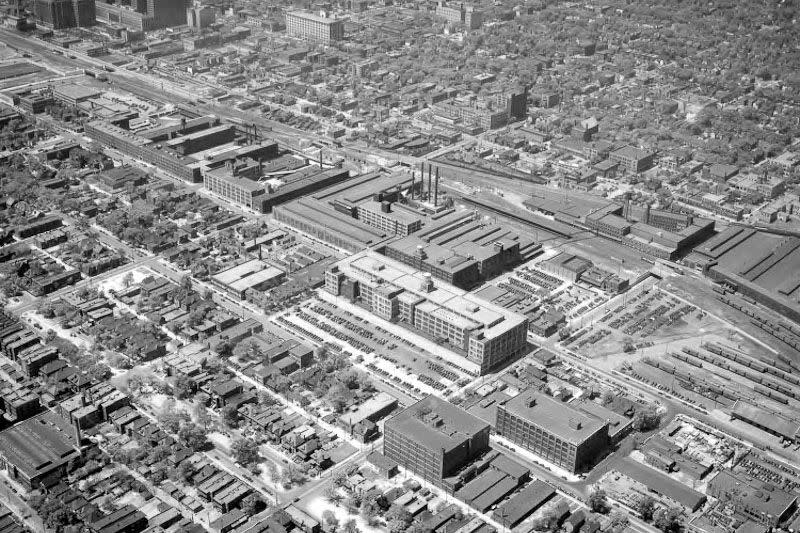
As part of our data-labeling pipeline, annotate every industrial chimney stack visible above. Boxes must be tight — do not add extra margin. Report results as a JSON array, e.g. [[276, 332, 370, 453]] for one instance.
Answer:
[[434, 167, 440, 207]]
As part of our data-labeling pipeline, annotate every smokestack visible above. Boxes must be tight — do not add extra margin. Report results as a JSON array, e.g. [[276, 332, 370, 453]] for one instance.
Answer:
[[73, 418, 82, 447], [427, 164, 432, 201], [410, 170, 415, 199], [419, 161, 425, 199], [434, 167, 439, 207], [319, 149, 323, 169]]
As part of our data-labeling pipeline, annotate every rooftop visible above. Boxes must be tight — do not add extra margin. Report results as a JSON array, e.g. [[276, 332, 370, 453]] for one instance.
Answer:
[[500, 390, 607, 445], [386, 395, 489, 453], [0, 410, 80, 480]]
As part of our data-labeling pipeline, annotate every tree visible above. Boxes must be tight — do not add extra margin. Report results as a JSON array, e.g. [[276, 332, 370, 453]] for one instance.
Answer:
[[609, 510, 629, 529], [386, 506, 412, 533], [122, 272, 134, 288], [632, 405, 662, 432], [172, 374, 194, 400], [531, 503, 564, 532], [635, 495, 656, 521], [222, 404, 240, 428], [324, 484, 344, 507], [653, 507, 682, 533], [241, 494, 264, 516], [588, 489, 609, 513], [323, 510, 340, 531], [231, 438, 261, 467], [177, 423, 210, 452], [343, 519, 358, 533]]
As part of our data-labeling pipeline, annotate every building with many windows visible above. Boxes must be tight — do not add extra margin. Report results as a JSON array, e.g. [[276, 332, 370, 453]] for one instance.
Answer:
[[496, 390, 609, 473], [356, 201, 423, 237], [384, 395, 490, 487], [435, 1, 483, 29], [608, 145, 655, 174], [34, 0, 94, 28], [285, 10, 344, 43], [95, 0, 189, 30], [325, 250, 528, 374]]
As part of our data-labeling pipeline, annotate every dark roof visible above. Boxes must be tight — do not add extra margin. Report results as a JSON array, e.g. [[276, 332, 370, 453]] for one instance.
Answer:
[[615, 457, 706, 511], [385, 395, 489, 454], [0, 411, 80, 480]]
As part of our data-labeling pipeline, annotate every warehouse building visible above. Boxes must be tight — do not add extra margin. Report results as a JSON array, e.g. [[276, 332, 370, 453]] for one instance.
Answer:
[[325, 251, 528, 374], [0, 410, 81, 490], [384, 395, 490, 487], [686, 227, 800, 324], [285, 10, 345, 43], [275, 198, 393, 252], [211, 259, 285, 300], [496, 391, 609, 473]]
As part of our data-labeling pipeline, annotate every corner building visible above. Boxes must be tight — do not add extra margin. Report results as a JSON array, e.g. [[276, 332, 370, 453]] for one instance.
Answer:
[[496, 391, 609, 473], [384, 395, 490, 486]]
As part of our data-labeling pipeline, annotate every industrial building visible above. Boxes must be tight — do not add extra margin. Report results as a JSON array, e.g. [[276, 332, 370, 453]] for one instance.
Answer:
[[0, 410, 81, 490], [355, 200, 423, 237], [708, 470, 797, 526], [608, 145, 655, 174], [581, 199, 715, 260], [495, 391, 609, 473], [95, 0, 190, 30], [434, 1, 483, 29], [381, 210, 539, 289], [274, 198, 393, 253], [86, 115, 277, 185], [285, 11, 345, 43], [204, 163, 267, 211], [384, 395, 490, 487], [686, 227, 800, 324], [325, 250, 528, 374], [211, 259, 285, 300], [34, 0, 94, 28]]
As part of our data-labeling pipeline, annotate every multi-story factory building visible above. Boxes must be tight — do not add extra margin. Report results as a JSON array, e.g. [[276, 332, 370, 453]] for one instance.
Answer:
[[325, 250, 528, 374], [285, 11, 344, 43], [496, 391, 609, 473], [384, 395, 490, 486]]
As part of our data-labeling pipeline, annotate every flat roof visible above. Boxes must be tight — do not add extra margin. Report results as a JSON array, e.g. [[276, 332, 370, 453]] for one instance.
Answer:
[[358, 200, 423, 225], [386, 395, 489, 454], [339, 392, 397, 426], [711, 470, 797, 519], [340, 250, 525, 340], [53, 84, 101, 101], [287, 10, 344, 24], [615, 457, 707, 510], [500, 390, 607, 445], [278, 198, 391, 246]]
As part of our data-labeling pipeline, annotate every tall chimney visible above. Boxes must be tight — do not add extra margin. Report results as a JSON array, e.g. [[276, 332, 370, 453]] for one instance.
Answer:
[[410, 170, 415, 199], [73, 418, 82, 447], [419, 161, 425, 198], [427, 164, 432, 201], [434, 167, 440, 207]]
